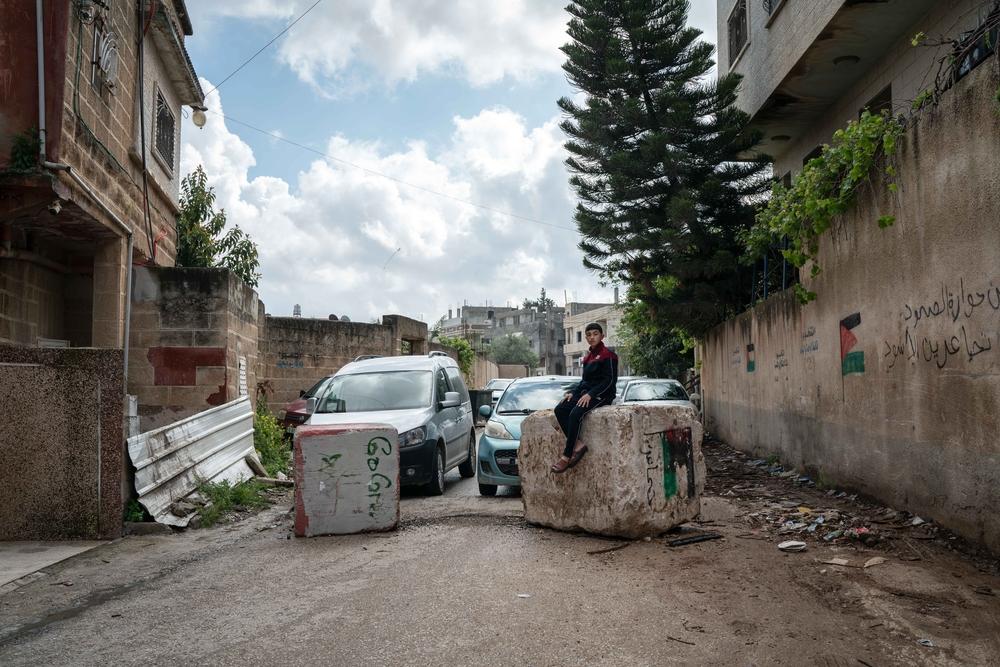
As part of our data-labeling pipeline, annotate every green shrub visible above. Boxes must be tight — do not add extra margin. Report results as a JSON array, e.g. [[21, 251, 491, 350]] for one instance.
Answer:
[[254, 401, 290, 476], [195, 479, 269, 528]]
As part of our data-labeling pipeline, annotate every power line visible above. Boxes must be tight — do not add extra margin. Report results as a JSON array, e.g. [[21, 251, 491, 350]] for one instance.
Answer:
[[205, 109, 578, 233], [203, 0, 326, 98]]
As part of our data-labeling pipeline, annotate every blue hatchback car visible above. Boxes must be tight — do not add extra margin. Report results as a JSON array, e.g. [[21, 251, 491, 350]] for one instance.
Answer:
[[476, 375, 580, 496]]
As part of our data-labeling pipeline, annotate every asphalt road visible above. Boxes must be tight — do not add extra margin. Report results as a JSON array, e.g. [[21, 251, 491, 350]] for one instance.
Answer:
[[1, 441, 998, 666]]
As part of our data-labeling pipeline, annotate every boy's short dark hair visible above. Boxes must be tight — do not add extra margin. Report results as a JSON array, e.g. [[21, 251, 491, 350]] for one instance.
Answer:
[[585, 322, 603, 334]]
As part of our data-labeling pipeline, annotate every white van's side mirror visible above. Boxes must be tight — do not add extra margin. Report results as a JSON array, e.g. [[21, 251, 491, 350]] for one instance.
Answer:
[[306, 397, 318, 414], [440, 391, 460, 408]]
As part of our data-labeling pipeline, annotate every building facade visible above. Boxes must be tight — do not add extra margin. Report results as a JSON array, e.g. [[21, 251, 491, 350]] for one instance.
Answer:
[[718, 0, 997, 178], [0, 0, 202, 348], [438, 305, 516, 349], [490, 305, 566, 375]]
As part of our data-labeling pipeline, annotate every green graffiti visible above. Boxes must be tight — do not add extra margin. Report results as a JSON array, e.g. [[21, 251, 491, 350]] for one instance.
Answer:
[[660, 433, 677, 498], [319, 452, 342, 473]]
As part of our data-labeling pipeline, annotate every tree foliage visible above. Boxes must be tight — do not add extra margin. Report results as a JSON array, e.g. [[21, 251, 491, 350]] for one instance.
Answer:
[[177, 166, 261, 288], [744, 111, 904, 303], [559, 0, 770, 338], [618, 289, 693, 378], [522, 287, 556, 312], [488, 334, 539, 368], [436, 336, 476, 381]]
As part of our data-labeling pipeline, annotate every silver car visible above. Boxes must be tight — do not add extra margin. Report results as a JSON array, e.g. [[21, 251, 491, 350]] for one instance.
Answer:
[[618, 378, 696, 411], [306, 354, 476, 495]]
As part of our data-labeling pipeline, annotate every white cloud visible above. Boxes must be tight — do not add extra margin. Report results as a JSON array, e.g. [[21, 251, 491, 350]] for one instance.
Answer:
[[181, 81, 612, 323], [190, 0, 569, 93]]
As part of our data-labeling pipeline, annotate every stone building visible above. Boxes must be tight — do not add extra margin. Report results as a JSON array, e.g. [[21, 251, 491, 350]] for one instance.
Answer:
[[438, 305, 516, 349], [490, 305, 566, 375], [0, 0, 203, 348]]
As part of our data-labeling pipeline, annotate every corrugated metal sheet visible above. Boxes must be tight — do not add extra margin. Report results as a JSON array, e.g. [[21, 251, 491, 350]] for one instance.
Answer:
[[128, 396, 255, 527]]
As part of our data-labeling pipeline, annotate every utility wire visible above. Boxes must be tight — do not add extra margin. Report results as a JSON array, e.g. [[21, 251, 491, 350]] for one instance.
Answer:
[[205, 109, 578, 233], [203, 0, 326, 98]]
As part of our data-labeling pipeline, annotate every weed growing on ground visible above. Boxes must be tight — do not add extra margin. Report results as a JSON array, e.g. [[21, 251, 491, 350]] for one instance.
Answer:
[[254, 401, 290, 476], [124, 498, 148, 522], [766, 453, 780, 466], [195, 479, 269, 528]]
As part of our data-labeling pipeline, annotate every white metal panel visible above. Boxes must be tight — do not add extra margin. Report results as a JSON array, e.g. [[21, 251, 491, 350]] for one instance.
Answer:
[[127, 396, 255, 527]]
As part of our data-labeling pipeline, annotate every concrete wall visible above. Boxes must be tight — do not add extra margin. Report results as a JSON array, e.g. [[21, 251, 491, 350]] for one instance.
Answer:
[[128, 267, 257, 432], [701, 63, 1000, 552], [259, 316, 395, 410], [0, 345, 123, 540]]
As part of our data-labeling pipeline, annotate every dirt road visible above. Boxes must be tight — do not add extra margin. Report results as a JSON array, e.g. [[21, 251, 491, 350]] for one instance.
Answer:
[[1, 440, 997, 666]]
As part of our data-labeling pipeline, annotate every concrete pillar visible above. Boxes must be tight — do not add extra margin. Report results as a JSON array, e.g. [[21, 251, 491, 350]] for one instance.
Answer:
[[294, 424, 400, 536], [91, 237, 126, 347]]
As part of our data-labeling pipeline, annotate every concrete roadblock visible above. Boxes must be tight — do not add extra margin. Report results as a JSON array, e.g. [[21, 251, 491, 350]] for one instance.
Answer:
[[519, 405, 705, 538], [294, 423, 400, 536]]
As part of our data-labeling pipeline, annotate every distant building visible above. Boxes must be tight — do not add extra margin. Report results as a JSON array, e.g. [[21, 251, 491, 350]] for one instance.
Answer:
[[490, 305, 566, 375], [438, 305, 516, 348], [563, 302, 631, 377], [293, 304, 302, 318]]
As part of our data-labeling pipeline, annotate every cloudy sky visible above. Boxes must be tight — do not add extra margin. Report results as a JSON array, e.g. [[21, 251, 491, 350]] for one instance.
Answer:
[[182, 1, 717, 323]]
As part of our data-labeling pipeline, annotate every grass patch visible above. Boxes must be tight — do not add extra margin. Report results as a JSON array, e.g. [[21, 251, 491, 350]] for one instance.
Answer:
[[765, 453, 780, 466], [124, 498, 149, 522], [254, 401, 290, 476], [195, 479, 270, 528]]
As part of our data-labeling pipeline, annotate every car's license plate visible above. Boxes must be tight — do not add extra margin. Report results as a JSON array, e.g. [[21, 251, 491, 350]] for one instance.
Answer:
[[497, 457, 513, 465]]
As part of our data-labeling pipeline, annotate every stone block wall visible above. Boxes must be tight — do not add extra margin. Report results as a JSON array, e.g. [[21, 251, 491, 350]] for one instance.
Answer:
[[700, 63, 1000, 553], [128, 266, 256, 432], [0, 345, 123, 540], [258, 316, 395, 411]]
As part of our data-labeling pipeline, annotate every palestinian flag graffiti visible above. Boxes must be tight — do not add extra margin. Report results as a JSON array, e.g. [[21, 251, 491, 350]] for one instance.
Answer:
[[840, 313, 864, 376], [746, 343, 755, 373]]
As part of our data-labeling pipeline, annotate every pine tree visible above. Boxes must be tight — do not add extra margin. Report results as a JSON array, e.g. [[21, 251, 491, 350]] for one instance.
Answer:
[[558, 0, 769, 336]]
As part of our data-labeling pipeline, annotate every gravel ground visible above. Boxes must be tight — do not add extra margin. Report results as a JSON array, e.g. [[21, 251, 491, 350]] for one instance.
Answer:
[[0, 438, 997, 666]]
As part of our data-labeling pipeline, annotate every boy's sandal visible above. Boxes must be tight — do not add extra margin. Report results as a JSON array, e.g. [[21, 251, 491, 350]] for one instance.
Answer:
[[551, 457, 572, 473], [567, 445, 589, 469]]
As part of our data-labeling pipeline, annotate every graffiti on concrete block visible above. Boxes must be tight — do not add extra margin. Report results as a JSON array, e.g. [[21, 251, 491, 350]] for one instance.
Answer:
[[839, 313, 865, 376], [746, 343, 756, 373], [800, 326, 819, 354], [276, 358, 304, 369], [882, 278, 998, 371], [774, 350, 788, 369], [641, 428, 695, 508], [366, 436, 394, 518], [730, 349, 742, 367]]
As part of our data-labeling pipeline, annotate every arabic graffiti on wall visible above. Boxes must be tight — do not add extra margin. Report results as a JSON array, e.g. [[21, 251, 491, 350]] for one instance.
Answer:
[[882, 278, 998, 370]]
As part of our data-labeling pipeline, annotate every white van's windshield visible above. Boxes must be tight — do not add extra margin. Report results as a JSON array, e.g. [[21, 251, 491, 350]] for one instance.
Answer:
[[316, 371, 432, 413]]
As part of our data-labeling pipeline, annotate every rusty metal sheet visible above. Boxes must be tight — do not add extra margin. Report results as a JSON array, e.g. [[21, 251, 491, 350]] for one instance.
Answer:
[[127, 396, 255, 527]]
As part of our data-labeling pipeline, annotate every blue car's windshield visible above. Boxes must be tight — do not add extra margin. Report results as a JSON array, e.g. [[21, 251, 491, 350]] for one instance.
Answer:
[[317, 371, 432, 413], [496, 380, 579, 414], [624, 381, 688, 402]]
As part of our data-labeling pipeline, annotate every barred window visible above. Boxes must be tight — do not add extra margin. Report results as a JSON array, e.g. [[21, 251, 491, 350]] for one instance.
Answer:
[[154, 89, 175, 170], [728, 0, 749, 67]]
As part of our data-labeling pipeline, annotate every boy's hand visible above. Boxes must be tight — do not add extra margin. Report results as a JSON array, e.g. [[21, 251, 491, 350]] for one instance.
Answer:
[[563, 392, 573, 402], [577, 393, 592, 407]]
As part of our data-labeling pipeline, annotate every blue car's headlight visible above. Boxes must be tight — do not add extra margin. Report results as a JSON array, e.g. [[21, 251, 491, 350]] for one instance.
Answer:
[[399, 426, 426, 449], [484, 419, 514, 440]]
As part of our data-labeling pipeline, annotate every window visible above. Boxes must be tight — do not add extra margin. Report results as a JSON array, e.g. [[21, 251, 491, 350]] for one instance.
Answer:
[[445, 367, 469, 402], [154, 89, 175, 171], [435, 369, 450, 403], [860, 85, 892, 117], [576, 331, 582, 343], [728, 0, 749, 67], [513, 315, 520, 326]]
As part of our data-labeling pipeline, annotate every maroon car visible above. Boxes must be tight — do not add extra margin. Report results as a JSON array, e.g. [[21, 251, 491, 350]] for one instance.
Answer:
[[279, 375, 333, 434]]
